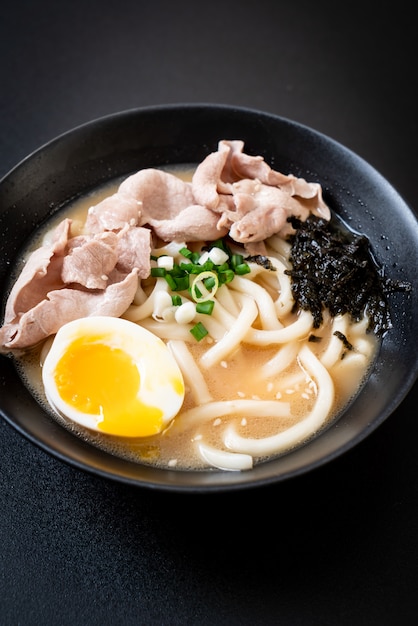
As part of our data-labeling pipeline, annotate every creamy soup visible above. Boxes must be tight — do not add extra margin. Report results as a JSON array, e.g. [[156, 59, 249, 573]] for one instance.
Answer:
[[13, 163, 378, 472]]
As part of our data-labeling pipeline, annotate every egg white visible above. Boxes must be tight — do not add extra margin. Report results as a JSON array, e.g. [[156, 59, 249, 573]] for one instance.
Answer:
[[41, 316, 185, 436]]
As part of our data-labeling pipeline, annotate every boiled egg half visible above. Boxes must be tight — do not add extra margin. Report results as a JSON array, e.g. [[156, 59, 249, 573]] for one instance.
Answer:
[[42, 316, 185, 437]]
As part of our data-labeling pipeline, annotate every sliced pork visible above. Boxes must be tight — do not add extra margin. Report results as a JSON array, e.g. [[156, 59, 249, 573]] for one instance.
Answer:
[[3, 218, 72, 325], [85, 194, 142, 234], [192, 139, 330, 242], [116, 225, 152, 277], [1, 139, 332, 352], [147, 205, 228, 242], [62, 232, 119, 289], [120, 169, 195, 222], [0, 269, 139, 352]]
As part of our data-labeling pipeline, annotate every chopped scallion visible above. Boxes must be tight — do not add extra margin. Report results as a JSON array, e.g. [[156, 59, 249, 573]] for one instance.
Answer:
[[191, 271, 219, 302], [203, 276, 216, 290], [173, 275, 189, 291], [231, 253, 244, 268], [164, 274, 177, 290], [196, 300, 215, 315], [171, 294, 182, 306], [179, 247, 193, 258], [186, 263, 204, 274], [218, 269, 235, 284], [235, 263, 251, 275], [151, 238, 261, 333], [190, 321, 208, 341], [151, 267, 166, 277], [193, 284, 202, 298]]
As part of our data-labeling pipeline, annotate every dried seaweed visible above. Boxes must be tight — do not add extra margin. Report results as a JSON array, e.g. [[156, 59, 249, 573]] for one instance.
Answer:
[[333, 330, 354, 351], [285, 215, 411, 336], [245, 255, 277, 271]]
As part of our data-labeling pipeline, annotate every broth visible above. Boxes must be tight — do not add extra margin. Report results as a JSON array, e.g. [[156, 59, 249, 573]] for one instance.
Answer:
[[14, 164, 378, 471]]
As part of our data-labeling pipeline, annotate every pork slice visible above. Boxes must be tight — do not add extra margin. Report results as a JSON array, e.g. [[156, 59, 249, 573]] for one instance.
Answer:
[[43, 217, 73, 253], [290, 179, 330, 219], [118, 169, 195, 222], [229, 205, 289, 243], [218, 139, 291, 187], [195, 140, 330, 223], [116, 226, 152, 278], [61, 232, 119, 289], [4, 218, 72, 324], [227, 141, 330, 219], [148, 205, 228, 242], [220, 179, 321, 242], [191, 146, 231, 209], [0, 269, 139, 352], [84, 193, 143, 234]]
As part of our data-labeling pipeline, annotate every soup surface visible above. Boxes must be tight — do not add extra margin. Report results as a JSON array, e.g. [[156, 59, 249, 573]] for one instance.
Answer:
[[12, 161, 378, 472]]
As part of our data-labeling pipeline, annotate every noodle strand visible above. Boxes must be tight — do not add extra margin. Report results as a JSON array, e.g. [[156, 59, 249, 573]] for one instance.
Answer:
[[244, 309, 314, 346], [199, 294, 258, 369], [223, 345, 334, 457], [177, 398, 291, 431], [167, 340, 213, 405]]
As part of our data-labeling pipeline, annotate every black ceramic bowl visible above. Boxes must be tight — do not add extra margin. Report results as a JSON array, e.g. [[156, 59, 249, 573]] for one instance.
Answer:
[[1, 103, 417, 492]]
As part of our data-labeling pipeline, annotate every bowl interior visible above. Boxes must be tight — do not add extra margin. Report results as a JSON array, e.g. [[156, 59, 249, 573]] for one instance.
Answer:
[[1, 103, 417, 491]]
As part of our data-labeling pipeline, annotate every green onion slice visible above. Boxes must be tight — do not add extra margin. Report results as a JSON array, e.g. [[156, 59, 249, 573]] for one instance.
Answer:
[[151, 267, 166, 278], [235, 263, 251, 275], [190, 322, 208, 341], [171, 294, 182, 306], [190, 270, 219, 302], [196, 300, 215, 315]]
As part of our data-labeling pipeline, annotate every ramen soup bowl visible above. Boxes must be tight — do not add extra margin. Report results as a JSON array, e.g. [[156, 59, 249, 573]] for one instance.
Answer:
[[1, 104, 417, 492]]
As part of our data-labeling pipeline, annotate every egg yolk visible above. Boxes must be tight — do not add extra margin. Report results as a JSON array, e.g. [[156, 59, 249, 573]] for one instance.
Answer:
[[53, 336, 165, 437]]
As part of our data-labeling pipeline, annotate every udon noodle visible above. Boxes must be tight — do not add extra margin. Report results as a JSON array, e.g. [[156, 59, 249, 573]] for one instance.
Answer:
[[13, 166, 378, 471], [121, 235, 376, 470]]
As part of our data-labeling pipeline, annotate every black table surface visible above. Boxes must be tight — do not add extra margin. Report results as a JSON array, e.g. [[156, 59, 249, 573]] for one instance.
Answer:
[[1, 2, 417, 624]]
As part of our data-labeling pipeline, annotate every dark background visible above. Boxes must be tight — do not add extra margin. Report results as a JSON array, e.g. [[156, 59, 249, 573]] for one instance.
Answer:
[[1, 2, 417, 624]]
